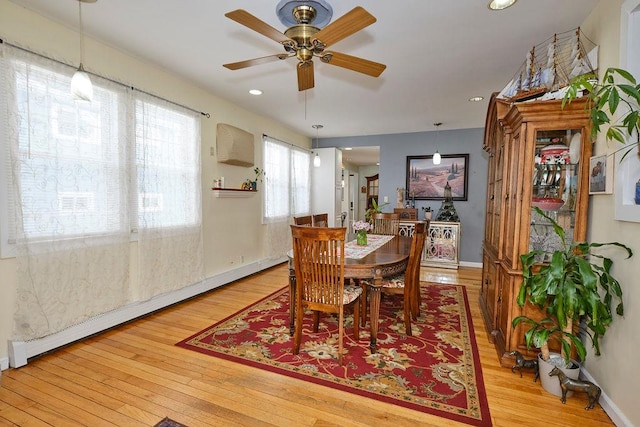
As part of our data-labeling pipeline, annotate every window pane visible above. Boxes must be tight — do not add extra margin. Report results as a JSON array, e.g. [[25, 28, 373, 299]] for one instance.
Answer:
[[263, 136, 310, 222], [10, 60, 124, 239], [136, 98, 199, 228]]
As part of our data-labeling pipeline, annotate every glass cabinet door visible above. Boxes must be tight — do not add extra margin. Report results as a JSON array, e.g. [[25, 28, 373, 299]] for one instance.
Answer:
[[529, 128, 582, 259]]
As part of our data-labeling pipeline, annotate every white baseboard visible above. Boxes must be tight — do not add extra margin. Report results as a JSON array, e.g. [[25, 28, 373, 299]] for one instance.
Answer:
[[580, 368, 631, 427], [0, 357, 8, 370], [8, 257, 287, 368], [459, 261, 482, 269]]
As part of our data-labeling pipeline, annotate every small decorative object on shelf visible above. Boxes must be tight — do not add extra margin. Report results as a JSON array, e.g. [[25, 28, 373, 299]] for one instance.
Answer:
[[244, 167, 265, 191], [353, 220, 371, 246], [421, 206, 432, 220], [434, 182, 460, 222], [213, 177, 225, 189], [635, 179, 640, 205]]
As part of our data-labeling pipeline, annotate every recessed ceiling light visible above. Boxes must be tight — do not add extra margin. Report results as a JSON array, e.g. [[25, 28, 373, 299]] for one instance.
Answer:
[[249, 89, 263, 95], [344, 147, 353, 150], [487, 0, 517, 10], [469, 96, 484, 102]]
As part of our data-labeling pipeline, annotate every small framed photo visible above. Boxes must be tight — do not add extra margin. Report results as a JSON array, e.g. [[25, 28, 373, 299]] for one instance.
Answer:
[[589, 154, 613, 194]]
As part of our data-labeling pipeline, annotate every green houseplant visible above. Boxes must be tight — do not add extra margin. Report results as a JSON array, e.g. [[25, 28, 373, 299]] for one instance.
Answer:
[[245, 167, 265, 190], [562, 67, 640, 160], [513, 207, 633, 368], [364, 198, 389, 222]]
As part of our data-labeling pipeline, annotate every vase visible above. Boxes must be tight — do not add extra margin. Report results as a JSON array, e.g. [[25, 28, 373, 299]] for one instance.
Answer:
[[356, 230, 367, 246]]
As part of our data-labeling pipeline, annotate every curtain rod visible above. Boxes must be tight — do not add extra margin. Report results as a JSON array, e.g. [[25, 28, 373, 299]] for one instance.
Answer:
[[0, 38, 210, 118], [263, 133, 313, 153]]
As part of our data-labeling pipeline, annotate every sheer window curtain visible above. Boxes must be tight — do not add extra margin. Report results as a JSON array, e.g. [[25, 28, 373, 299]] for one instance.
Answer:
[[135, 94, 203, 300], [263, 136, 310, 258], [1, 45, 131, 341]]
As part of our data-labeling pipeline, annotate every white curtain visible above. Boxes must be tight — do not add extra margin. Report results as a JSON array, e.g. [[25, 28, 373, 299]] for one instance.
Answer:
[[263, 135, 310, 258], [1, 45, 131, 340], [135, 93, 203, 300]]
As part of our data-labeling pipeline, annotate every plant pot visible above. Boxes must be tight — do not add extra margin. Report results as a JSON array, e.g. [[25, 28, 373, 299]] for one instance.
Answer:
[[538, 352, 580, 397]]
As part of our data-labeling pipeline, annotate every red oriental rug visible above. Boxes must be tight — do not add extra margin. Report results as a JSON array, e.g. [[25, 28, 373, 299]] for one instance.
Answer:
[[177, 283, 492, 426]]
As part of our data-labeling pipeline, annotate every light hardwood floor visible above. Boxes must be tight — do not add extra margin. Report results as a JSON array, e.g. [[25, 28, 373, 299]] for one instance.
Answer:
[[0, 265, 615, 427]]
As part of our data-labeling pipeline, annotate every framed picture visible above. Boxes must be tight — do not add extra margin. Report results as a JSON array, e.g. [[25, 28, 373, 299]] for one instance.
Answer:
[[589, 154, 613, 194], [406, 154, 469, 200]]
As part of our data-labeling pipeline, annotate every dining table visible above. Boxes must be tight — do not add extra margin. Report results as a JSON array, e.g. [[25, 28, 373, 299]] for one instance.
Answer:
[[287, 233, 412, 353]]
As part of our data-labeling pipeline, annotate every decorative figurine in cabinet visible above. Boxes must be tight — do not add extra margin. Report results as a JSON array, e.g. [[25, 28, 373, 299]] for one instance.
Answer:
[[480, 95, 592, 367]]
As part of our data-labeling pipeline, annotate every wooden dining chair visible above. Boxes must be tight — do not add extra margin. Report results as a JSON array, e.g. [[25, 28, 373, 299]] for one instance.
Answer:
[[293, 215, 313, 226], [362, 221, 428, 336], [371, 212, 400, 235], [290, 225, 362, 365], [312, 213, 329, 227]]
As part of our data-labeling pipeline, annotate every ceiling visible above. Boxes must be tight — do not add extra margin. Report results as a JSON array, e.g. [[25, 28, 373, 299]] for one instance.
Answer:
[[9, 0, 598, 143]]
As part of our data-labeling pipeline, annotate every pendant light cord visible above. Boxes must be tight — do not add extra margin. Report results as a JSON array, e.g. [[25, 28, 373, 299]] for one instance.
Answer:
[[78, 1, 85, 66]]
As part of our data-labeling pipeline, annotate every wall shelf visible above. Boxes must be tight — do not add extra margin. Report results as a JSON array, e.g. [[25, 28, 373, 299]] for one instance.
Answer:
[[212, 188, 257, 198]]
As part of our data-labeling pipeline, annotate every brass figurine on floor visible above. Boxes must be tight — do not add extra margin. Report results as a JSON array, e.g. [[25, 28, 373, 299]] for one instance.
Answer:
[[509, 350, 539, 382], [549, 367, 602, 410]]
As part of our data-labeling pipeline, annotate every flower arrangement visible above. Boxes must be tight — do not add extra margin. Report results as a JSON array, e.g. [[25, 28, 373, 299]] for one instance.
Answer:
[[352, 220, 371, 233], [353, 220, 370, 246]]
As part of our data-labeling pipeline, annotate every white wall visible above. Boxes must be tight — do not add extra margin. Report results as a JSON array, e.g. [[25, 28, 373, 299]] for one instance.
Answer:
[[0, 1, 310, 364], [580, 1, 640, 425]]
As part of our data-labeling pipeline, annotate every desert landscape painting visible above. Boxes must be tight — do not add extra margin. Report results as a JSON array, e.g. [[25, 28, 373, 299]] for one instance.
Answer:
[[406, 154, 468, 200]]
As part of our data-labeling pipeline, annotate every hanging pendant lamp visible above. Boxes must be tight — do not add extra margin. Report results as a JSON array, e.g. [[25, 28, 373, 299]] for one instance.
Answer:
[[71, 0, 97, 102], [312, 124, 323, 167], [433, 122, 442, 165]]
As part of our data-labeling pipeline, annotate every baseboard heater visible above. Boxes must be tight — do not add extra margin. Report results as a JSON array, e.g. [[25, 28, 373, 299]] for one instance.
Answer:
[[8, 257, 286, 368]]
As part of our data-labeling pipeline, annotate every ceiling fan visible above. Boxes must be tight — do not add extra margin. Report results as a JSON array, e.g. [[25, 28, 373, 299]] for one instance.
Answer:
[[223, 4, 386, 91]]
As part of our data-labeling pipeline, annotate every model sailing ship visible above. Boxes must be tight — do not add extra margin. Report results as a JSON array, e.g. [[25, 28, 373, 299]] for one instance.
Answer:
[[498, 28, 598, 102]]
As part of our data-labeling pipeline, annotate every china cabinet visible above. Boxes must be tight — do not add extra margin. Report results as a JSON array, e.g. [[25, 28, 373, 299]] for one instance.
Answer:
[[479, 95, 592, 366]]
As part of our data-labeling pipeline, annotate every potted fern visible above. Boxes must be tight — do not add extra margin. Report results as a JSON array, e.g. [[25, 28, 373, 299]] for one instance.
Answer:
[[512, 207, 632, 396]]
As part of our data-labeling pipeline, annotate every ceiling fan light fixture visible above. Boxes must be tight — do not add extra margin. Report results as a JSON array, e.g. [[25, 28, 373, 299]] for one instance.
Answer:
[[487, 0, 517, 10], [276, 0, 333, 27]]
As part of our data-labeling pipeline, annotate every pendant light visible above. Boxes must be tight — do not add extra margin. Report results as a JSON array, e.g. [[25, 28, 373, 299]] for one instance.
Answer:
[[487, 0, 517, 10], [433, 122, 442, 165], [312, 124, 323, 167], [71, 0, 97, 102]]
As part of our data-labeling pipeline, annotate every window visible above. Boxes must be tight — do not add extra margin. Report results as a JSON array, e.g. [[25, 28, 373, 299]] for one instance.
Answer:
[[0, 44, 201, 255], [135, 97, 200, 229], [0, 53, 127, 245], [263, 135, 310, 222]]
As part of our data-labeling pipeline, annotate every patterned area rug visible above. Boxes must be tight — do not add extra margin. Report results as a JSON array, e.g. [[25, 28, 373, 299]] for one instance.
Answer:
[[177, 283, 491, 426], [154, 417, 188, 427]]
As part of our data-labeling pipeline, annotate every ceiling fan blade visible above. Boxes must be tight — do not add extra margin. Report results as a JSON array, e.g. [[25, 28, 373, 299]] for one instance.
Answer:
[[297, 61, 315, 91], [320, 51, 386, 77], [225, 9, 292, 45], [224, 54, 291, 70], [312, 6, 376, 49]]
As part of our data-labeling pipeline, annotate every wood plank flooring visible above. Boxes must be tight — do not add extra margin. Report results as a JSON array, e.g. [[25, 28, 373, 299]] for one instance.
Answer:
[[0, 265, 615, 426]]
